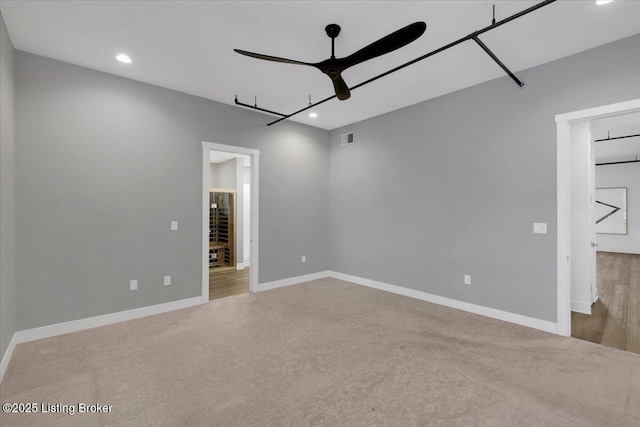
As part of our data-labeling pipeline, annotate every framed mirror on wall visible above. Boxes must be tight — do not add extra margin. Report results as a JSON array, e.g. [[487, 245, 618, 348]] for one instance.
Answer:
[[595, 187, 627, 234]]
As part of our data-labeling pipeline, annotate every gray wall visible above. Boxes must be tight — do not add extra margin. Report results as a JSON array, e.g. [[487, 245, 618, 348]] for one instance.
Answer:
[[10, 31, 640, 334], [596, 165, 640, 253], [0, 13, 17, 362], [15, 52, 329, 330], [593, 119, 640, 254], [210, 159, 237, 189], [328, 34, 640, 323]]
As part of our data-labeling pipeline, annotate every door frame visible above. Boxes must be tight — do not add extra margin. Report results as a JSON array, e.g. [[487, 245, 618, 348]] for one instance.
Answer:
[[588, 136, 598, 306], [555, 98, 640, 336], [202, 142, 260, 302]]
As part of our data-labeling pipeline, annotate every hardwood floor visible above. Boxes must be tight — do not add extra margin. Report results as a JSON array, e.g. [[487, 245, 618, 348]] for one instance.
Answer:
[[572, 252, 640, 354], [209, 267, 250, 301]]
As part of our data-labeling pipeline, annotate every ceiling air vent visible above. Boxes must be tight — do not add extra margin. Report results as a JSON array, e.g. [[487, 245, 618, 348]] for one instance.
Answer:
[[341, 132, 355, 146]]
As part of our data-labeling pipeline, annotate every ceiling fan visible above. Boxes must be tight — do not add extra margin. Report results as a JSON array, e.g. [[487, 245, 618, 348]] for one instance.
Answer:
[[234, 22, 427, 101]]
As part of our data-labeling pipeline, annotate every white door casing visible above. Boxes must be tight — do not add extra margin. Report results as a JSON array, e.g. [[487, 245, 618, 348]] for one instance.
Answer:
[[589, 137, 598, 304], [202, 142, 259, 302], [555, 98, 640, 337], [569, 121, 594, 315]]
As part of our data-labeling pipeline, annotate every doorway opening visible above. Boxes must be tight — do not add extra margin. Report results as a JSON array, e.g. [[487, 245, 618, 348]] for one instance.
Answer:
[[209, 189, 247, 299], [569, 112, 640, 353], [555, 99, 640, 348], [202, 142, 259, 302]]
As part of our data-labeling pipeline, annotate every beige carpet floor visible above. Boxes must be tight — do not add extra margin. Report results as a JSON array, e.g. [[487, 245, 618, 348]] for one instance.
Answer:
[[1, 278, 639, 426]]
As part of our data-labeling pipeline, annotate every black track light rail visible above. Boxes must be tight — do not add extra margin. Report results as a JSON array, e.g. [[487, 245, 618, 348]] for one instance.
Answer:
[[471, 35, 525, 88], [234, 96, 287, 117], [234, 0, 556, 126], [596, 156, 640, 167], [594, 133, 640, 143]]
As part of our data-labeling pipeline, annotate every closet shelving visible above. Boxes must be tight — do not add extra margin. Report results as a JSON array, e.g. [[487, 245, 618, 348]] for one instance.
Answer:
[[209, 191, 235, 269]]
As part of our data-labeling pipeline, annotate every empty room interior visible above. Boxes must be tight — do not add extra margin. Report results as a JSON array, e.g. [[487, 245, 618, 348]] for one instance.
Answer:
[[1, 1, 639, 425]]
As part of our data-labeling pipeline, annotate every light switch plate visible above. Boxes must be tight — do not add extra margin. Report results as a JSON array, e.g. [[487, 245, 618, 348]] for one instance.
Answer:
[[130, 280, 138, 291], [171, 221, 178, 231], [533, 223, 547, 234], [164, 276, 171, 286], [464, 275, 471, 285]]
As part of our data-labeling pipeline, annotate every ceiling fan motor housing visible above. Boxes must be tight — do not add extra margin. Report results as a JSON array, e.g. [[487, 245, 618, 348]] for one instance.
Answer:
[[325, 24, 341, 39]]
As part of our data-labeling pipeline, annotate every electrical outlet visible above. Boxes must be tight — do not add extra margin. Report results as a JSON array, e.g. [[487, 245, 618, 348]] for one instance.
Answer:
[[464, 275, 471, 286], [171, 221, 178, 231], [301, 256, 306, 263], [130, 280, 138, 291], [164, 275, 171, 286], [533, 222, 547, 234]]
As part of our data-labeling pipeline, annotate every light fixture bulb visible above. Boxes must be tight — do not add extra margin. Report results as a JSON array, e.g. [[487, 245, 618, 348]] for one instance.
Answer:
[[116, 54, 132, 64], [308, 112, 318, 118], [596, 0, 613, 5]]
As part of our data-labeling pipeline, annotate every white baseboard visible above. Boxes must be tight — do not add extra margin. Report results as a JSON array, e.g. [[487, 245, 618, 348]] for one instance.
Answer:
[[597, 247, 640, 255], [327, 271, 558, 335], [3, 269, 562, 379], [16, 296, 203, 344], [1, 332, 17, 383], [571, 300, 592, 315], [258, 271, 330, 292], [236, 262, 245, 270]]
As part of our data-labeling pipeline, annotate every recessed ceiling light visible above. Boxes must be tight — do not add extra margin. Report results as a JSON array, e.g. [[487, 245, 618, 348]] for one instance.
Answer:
[[308, 112, 318, 118], [596, 0, 613, 5], [116, 54, 132, 64]]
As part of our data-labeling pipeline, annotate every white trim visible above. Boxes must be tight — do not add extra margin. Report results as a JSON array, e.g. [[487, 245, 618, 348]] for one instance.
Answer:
[[202, 146, 210, 304], [250, 153, 259, 294], [571, 300, 592, 315], [257, 271, 330, 292], [0, 332, 17, 383], [597, 247, 640, 255], [328, 271, 558, 334], [557, 120, 572, 337], [589, 137, 597, 305], [236, 263, 245, 270], [16, 297, 202, 344], [202, 141, 259, 157], [202, 141, 260, 302], [555, 98, 640, 337], [256, 270, 557, 333], [555, 99, 640, 124], [2, 268, 565, 379]]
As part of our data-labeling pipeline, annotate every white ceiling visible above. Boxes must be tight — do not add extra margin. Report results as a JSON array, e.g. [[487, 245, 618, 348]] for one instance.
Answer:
[[2, 0, 640, 130]]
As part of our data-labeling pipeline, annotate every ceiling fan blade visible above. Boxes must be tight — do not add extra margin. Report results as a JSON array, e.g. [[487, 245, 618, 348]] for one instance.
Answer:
[[331, 74, 351, 101], [234, 49, 311, 66], [340, 21, 426, 70]]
